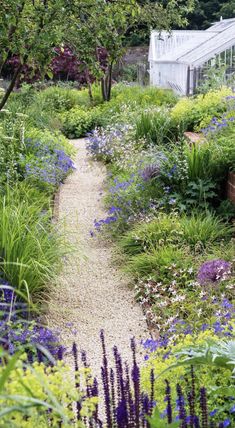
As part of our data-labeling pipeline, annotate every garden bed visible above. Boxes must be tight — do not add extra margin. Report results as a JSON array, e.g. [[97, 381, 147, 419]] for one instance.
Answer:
[[0, 82, 234, 427]]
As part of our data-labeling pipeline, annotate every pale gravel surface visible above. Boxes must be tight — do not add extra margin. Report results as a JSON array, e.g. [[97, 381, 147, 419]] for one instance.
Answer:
[[48, 139, 148, 377]]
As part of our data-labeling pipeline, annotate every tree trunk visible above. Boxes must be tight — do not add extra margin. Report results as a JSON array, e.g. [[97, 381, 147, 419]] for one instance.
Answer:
[[0, 63, 22, 111], [107, 62, 113, 101], [101, 62, 113, 102], [85, 66, 93, 103], [101, 77, 107, 101]]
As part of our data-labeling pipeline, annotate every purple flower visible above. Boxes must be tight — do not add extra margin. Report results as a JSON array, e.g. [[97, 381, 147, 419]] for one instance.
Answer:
[[108, 206, 121, 214], [223, 419, 231, 427], [141, 164, 160, 182], [197, 259, 232, 285], [222, 299, 234, 310], [213, 321, 224, 334], [24, 142, 74, 187]]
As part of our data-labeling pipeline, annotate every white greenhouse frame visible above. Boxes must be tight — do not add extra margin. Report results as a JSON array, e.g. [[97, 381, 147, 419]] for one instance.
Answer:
[[149, 18, 235, 95]]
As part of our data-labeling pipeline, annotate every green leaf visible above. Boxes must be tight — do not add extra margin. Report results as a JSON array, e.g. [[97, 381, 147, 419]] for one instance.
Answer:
[[0, 352, 22, 393], [47, 70, 53, 79]]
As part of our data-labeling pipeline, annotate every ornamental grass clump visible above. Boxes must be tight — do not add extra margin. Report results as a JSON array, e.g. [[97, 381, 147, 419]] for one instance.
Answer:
[[0, 184, 67, 299]]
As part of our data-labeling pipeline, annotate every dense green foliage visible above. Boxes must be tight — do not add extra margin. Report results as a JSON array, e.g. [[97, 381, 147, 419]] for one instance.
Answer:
[[86, 83, 235, 425], [0, 185, 65, 298], [0, 80, 234, 426], [0, 84, 79, 302]]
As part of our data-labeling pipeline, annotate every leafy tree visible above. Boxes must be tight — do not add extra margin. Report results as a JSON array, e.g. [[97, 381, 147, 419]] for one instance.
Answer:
[[216, 1, 235, 20], [185, 0, 235, 30], [66, 0, 194, 101], [0, 0, 65, 110]]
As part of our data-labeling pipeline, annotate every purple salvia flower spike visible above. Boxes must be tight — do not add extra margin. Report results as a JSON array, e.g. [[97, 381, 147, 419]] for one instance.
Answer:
[[125, 362, 134, 426], [72, 342, 82, 420], [81, 350, 92, 399], [200, 387, 209, 428], [165, 380, 173, 424], [150, 369, 155, 415], [100, 330, 112, 427], [176, 384, 188, 428], [110, 368, 117, 424], [132, 360, 140, 428]]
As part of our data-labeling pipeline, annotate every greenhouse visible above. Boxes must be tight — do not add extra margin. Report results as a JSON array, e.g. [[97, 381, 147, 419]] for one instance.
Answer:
[[149, 18, 235, 95]]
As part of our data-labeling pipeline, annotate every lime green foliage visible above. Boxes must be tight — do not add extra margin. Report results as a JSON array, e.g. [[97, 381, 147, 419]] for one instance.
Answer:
[[142, 331, 234, 419], [171, 87, 233, 131], [112, 84, 178, 107], [149, 409, 180, 427], [0, 184, 66, 299], [60, 107, 101, 139], [60, 84, 179, 139], [0, 352, 96, 427]]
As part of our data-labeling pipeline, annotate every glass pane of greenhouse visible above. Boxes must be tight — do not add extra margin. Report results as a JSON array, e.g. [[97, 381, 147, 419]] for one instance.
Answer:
[[149, 18, 235, 94]]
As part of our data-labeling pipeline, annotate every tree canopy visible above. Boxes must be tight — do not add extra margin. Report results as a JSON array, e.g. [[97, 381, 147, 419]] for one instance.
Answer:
[[0, 0, 202, 106]]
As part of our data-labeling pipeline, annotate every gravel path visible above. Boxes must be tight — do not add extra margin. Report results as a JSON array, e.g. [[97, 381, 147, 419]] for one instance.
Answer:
[[48, 139, 148, 376]]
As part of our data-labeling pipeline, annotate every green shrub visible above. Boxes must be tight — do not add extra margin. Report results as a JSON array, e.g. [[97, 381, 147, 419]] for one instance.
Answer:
[[171, 87, 233, 131], [37, 86, 79, 112], [60, 107, 103, 138], [25, 127, 75, 158], [0, 352, 95, 427], [0, 184, 66, 300], [37, 84, 104, 113], [217, 199, 235, 221]]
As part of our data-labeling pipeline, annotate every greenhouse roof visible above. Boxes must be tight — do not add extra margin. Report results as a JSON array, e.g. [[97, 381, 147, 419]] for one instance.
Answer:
[[207, 18, 235, 32], [149, 18, 235, 66]]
